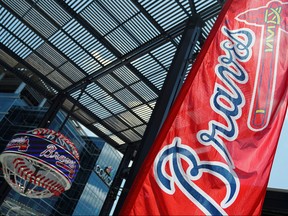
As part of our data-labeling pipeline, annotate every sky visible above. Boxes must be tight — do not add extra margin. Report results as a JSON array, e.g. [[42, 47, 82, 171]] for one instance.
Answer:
[[268, 110, 288, 190]]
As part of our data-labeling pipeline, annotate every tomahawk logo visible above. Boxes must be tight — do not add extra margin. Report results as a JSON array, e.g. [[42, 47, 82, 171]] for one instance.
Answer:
[[154, 137, 239, 215], [152, 2, 266, 215], [6, 136, 30, 152], [154, 26, 254, 215], [236, 0, 288, 131]]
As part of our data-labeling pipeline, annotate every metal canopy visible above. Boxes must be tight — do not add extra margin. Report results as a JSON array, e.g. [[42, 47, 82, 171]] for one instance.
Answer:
[[0, 0, 224, 152]]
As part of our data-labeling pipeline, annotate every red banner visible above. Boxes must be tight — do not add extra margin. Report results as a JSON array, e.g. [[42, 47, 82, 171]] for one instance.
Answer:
[[120, 0, 288, 215]]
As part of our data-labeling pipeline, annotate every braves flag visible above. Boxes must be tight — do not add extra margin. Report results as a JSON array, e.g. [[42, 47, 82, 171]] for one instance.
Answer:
[[120, 0, 288, 215]]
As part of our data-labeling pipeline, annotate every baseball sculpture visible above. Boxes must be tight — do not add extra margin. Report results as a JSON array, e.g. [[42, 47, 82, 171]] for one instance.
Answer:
[[0, 128, 80, 198]]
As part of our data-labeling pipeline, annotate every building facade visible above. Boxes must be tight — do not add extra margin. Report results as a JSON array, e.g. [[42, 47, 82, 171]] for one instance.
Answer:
[[0, 71, 122, 215]]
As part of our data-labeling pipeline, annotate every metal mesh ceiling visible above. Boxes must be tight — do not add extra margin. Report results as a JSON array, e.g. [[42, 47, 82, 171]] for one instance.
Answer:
[[0, 0, 225, 152]]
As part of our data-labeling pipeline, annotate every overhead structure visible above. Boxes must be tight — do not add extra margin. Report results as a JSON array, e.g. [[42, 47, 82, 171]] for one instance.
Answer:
[[0, 0, 224, 153]]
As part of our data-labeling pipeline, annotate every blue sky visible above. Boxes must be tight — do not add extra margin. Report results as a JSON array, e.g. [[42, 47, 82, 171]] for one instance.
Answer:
[[268, 110, 288, 189]]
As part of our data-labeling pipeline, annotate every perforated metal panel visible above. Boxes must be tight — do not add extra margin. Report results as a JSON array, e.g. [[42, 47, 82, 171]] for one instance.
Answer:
[[0, 0, 225, 151]]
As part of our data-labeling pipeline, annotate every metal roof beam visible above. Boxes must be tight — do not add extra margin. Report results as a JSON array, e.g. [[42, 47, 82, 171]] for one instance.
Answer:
[[0, 44, 62, 93], [0, 1, 89, 92], [1, 19, 76, 85], [199, 2, 223, 21], [24, 0, 106, 70], [131, 0, 178, 47], [23, 1, 154, 136], [54, 0, 121, 58], [188, 0, 197, 14], [64, 19, 191, 94], [25, 0, 61, 29], [61, 105, 122, 150], [96, 1, 142, 46], [0, 61, 54, 99], [53, 0, 159, 95], [0, 45, 129, 149], [66, 95, 137, 145], [1, 1, 160, 148]]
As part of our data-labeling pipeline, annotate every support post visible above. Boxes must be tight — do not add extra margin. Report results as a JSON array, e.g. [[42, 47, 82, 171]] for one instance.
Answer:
[[110, 16, 203, 215], [38, 93, 66, 128], [14, 82, 26, 94], [0, 181, 10, 205], [99, 144, 137, 216], [58, 89, 84, 132]]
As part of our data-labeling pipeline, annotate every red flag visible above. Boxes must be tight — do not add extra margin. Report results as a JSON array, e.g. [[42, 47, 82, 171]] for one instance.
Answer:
[[120, 0, 288, 215]]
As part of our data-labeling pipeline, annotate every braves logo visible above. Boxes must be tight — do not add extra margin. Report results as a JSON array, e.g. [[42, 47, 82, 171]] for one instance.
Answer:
[[154, 1, 288, 215], [40, 144, 77, 180], [236, 0, 288, 131], [153, 3, 262, 215], [154, 137, 239, 215], [6, 136, 30, 152]]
